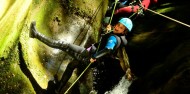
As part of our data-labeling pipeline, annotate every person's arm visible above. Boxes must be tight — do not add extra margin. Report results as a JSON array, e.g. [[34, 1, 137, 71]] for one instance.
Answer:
[[90, 35, 117, 63], [115, 0, 152, 14]]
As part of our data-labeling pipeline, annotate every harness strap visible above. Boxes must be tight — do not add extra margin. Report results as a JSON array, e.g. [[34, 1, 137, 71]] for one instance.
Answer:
[[112, 35, 128, 49], [112, 35, 122, 49]]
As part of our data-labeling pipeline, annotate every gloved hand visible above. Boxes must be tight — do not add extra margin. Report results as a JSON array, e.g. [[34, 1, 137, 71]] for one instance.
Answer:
[[90, 58, 96, 63], [106, 24, 112, 33]]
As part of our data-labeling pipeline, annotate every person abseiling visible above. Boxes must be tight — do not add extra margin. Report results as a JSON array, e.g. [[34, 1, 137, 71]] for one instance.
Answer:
[[29, 17, 133, 93]]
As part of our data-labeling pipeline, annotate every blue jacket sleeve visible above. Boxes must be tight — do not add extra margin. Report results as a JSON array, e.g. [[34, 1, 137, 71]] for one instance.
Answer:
[[92, 35, 117, 59], [105, 35, 117, 50]]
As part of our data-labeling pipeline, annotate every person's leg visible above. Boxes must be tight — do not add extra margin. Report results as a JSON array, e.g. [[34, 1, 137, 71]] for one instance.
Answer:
[[30, 21, 69, 50], [56, 60, 79, 92], [30, 21, 86, 60]]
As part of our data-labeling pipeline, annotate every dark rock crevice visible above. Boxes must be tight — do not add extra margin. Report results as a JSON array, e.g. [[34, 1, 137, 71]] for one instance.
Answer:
[[18, 42, 46, 94]]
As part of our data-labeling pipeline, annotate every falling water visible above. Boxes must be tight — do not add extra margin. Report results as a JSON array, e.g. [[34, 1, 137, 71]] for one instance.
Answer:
[[105, 76, 131, 94], [90, 76, 131, 94]]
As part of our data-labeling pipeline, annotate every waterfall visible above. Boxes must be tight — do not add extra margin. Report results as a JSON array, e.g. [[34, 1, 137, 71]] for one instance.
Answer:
[[105, 76, 131, 94]]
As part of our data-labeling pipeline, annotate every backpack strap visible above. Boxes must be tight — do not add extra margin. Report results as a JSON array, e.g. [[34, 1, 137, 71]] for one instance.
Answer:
[[120, 35, 128, 46], [112, 35, 128, 49]]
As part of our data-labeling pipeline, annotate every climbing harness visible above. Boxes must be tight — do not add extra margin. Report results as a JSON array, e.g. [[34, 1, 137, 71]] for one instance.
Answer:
[[123, 0, 144, 19], [131, 0, 145, 18], [137, 1, 145, 16], [138, 0, 190, 28]]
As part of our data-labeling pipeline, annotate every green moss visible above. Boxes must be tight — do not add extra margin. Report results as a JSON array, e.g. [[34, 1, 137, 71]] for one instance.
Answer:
[[72, 0, 108, 42], [0, 45, 35, 94], [19, 0, 67, 89], [0, 0, 32, 59]]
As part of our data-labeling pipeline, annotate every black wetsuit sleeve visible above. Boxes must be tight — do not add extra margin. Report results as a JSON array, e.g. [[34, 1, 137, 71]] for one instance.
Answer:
[[92, 48, 112, 59]]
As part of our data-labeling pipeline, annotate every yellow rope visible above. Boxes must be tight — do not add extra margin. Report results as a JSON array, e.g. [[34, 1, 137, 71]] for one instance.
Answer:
[[64, 63, 92, 94], [129, 12, 137, 18], [138, 0, 190, 28], [109, 0, 119, 25], [146, 8, 190, 28]]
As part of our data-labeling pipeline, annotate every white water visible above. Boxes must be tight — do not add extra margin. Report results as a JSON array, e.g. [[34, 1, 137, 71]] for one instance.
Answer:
[[105, 76, 132, 94]]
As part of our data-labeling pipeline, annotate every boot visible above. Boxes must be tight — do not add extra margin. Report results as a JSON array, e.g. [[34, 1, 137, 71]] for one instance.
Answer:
[[29, 21, 69, 50], [29, 21, 37, 38]]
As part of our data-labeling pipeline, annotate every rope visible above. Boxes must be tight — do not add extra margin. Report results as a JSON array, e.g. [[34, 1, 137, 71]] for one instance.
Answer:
[[78, 1, 104, 45], [64, 62, 92, 94], [138, 0, 190, 28], [109, 0, 119, 25], [129, 12, 137, 19], [146, 8, 190, 28]]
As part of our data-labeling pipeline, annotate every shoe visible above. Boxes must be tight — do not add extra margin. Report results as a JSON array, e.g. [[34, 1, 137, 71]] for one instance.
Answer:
[[53, 75, 58, 85], [29, 21, 37, 38], [46, 80, 58, 94], [55, 89, 59, 94], [54, 82, 61, 94]]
